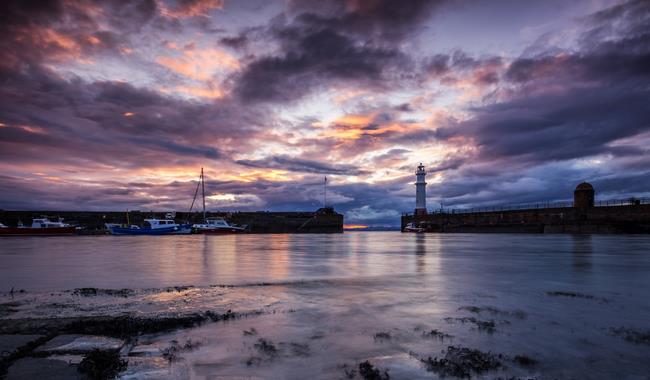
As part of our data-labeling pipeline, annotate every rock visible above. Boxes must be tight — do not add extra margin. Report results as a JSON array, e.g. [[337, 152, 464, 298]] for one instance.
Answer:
[[5, 357, 87, 380], [0, 334, 44, 359], [36, 335, 124, 354]]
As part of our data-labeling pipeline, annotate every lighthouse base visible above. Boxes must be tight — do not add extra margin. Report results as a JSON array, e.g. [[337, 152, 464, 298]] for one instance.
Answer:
[[414, 208, 428, 216]]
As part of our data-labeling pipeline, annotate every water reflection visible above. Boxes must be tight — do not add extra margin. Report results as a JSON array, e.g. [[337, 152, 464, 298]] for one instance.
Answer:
[[571, 234, 593, 272], [415, 233, 426, 273], [2, 233, 650, 379]]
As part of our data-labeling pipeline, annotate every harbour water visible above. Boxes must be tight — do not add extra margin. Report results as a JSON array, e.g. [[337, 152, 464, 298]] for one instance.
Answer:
[[1, 232, 650, 379]]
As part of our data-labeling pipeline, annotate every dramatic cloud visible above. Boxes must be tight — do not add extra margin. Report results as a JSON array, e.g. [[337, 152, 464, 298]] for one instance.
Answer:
[[1, 0, 649, 227]]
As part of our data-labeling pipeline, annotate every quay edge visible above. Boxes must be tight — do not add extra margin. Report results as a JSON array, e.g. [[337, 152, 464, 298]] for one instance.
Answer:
[[0, 207, 343, 234], [401, 203, 650, 234]]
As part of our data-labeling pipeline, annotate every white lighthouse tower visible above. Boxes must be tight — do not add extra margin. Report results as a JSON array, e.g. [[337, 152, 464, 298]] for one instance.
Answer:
[[414, 163, 427, 215]]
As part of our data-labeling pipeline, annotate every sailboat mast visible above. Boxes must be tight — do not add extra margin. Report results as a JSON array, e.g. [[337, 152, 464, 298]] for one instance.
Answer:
[[201, 167, 206, 223], [324, 176, 327, 208]]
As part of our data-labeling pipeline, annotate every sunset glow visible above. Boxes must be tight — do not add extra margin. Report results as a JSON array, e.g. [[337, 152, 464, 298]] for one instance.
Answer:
[[1, 0, 649, 227]]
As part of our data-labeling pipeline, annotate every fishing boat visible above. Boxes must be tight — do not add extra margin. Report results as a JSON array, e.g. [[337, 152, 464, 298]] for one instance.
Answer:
[[193, 217, 247, 234], [106, 218, 192, 235], [188, 167, 247, 234], [403, 222, 426, 233], [0, 217, 77, 236]]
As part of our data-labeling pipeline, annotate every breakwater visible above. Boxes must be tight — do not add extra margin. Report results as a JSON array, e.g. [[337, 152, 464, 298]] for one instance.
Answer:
[[401, 203, 650, 233], [0, 207, 343, 234]]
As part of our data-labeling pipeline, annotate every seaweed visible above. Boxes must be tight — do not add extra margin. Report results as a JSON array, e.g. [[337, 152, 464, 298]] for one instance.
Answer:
[[421, 329, 453, 341], [421, 346, 502, 378], [243, 327, 258, 336], [610, 327, 650, 345], [546, 291, 608, 303], [373, 332, 392, 341], [161, 339, 201, 363], [358, 360, 390, 380], [245, 356, 262, 366], [72, 288, 135, 297], [458, 306, 527, 319], [513, 354, 538, 367], [253, 338, 278, 356], [289, 342, 310, 357], [445, 317, 498, 333], [546, 291, 594, 299], [341, 363, 356, 378], [77, 348, 127, 380]]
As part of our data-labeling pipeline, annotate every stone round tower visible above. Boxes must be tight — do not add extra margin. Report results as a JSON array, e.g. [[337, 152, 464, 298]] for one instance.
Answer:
[[414, 163, 427, 215], [573, 182, 595, 208]]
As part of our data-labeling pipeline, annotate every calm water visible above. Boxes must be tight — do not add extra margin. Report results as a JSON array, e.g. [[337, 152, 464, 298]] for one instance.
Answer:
[[1, 232, 650, 379]]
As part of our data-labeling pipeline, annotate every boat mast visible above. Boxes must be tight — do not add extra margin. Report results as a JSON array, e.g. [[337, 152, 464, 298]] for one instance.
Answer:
[[324, 176, 327, 208], [201, 167, 206, 223], [187, 169, 202, 221]]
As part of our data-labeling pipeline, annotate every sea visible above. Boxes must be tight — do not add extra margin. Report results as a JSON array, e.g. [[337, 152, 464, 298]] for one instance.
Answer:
[[1, 232, 649, 379]]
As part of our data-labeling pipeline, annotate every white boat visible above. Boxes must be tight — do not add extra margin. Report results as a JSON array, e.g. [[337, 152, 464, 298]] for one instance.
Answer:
[[0, 217, 77, 236], [404, 222, 426, 233], [193, 217, 247, 234], [188, 168, 248, 234]]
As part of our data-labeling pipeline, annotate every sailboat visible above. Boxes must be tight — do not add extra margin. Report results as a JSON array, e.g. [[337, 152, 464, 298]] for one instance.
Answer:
[[190, 168, 248, 234]]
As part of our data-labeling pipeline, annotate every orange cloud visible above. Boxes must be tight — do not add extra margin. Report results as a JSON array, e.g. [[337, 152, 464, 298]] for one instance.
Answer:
[[322, 114, 416, 141], [19, 125, 47, 134], [160, 0, 224, 18], [86, 35, 101, 45], [156, 48, 239, 80], [159, 84, 225, 99], [336, 114, 374, 127]]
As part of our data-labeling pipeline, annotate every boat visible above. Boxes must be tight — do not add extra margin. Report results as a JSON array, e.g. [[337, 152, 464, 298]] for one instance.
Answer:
[[106, 218, 192, 235], [404, 222, 426, 233], [0, 217, 77, 236], [188, 167, 248, 234], [193, 217, 248, 234]]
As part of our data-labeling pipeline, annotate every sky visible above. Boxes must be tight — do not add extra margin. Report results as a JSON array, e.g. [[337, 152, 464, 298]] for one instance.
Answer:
[[0, 0, 649, 227]]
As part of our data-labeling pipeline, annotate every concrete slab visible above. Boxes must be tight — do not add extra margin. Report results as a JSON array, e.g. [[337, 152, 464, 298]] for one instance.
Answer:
[[0, 334, 44, 359], [36, 334, 124, 354], [5, 357, 88, 380]]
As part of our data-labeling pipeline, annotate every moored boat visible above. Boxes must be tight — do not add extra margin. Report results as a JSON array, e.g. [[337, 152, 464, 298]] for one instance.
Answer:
[[193, 217, 248, 234], [188, 167, 247, 234], [106, 218, 192, 235], [0, 217, 77, 236], [403, 222, 426, 233]]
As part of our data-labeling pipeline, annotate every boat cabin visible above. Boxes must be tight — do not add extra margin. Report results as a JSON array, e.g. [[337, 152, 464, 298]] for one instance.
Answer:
[[205, 217, 231, 227], [31, 218, 70, 228], [143, 219, 179, 229]]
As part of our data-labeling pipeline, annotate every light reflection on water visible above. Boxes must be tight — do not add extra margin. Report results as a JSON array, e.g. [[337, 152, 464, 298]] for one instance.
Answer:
[[1, 232, 650, 379]]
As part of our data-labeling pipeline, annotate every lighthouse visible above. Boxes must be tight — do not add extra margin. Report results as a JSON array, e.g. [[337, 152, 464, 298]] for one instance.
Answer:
[[414, 163, 427, 215]]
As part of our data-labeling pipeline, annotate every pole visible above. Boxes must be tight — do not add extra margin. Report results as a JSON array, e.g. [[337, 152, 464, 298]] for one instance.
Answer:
[[186, 168, 205, 223], [201, 167, 206, 223], [324, 176, 327, 208]]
